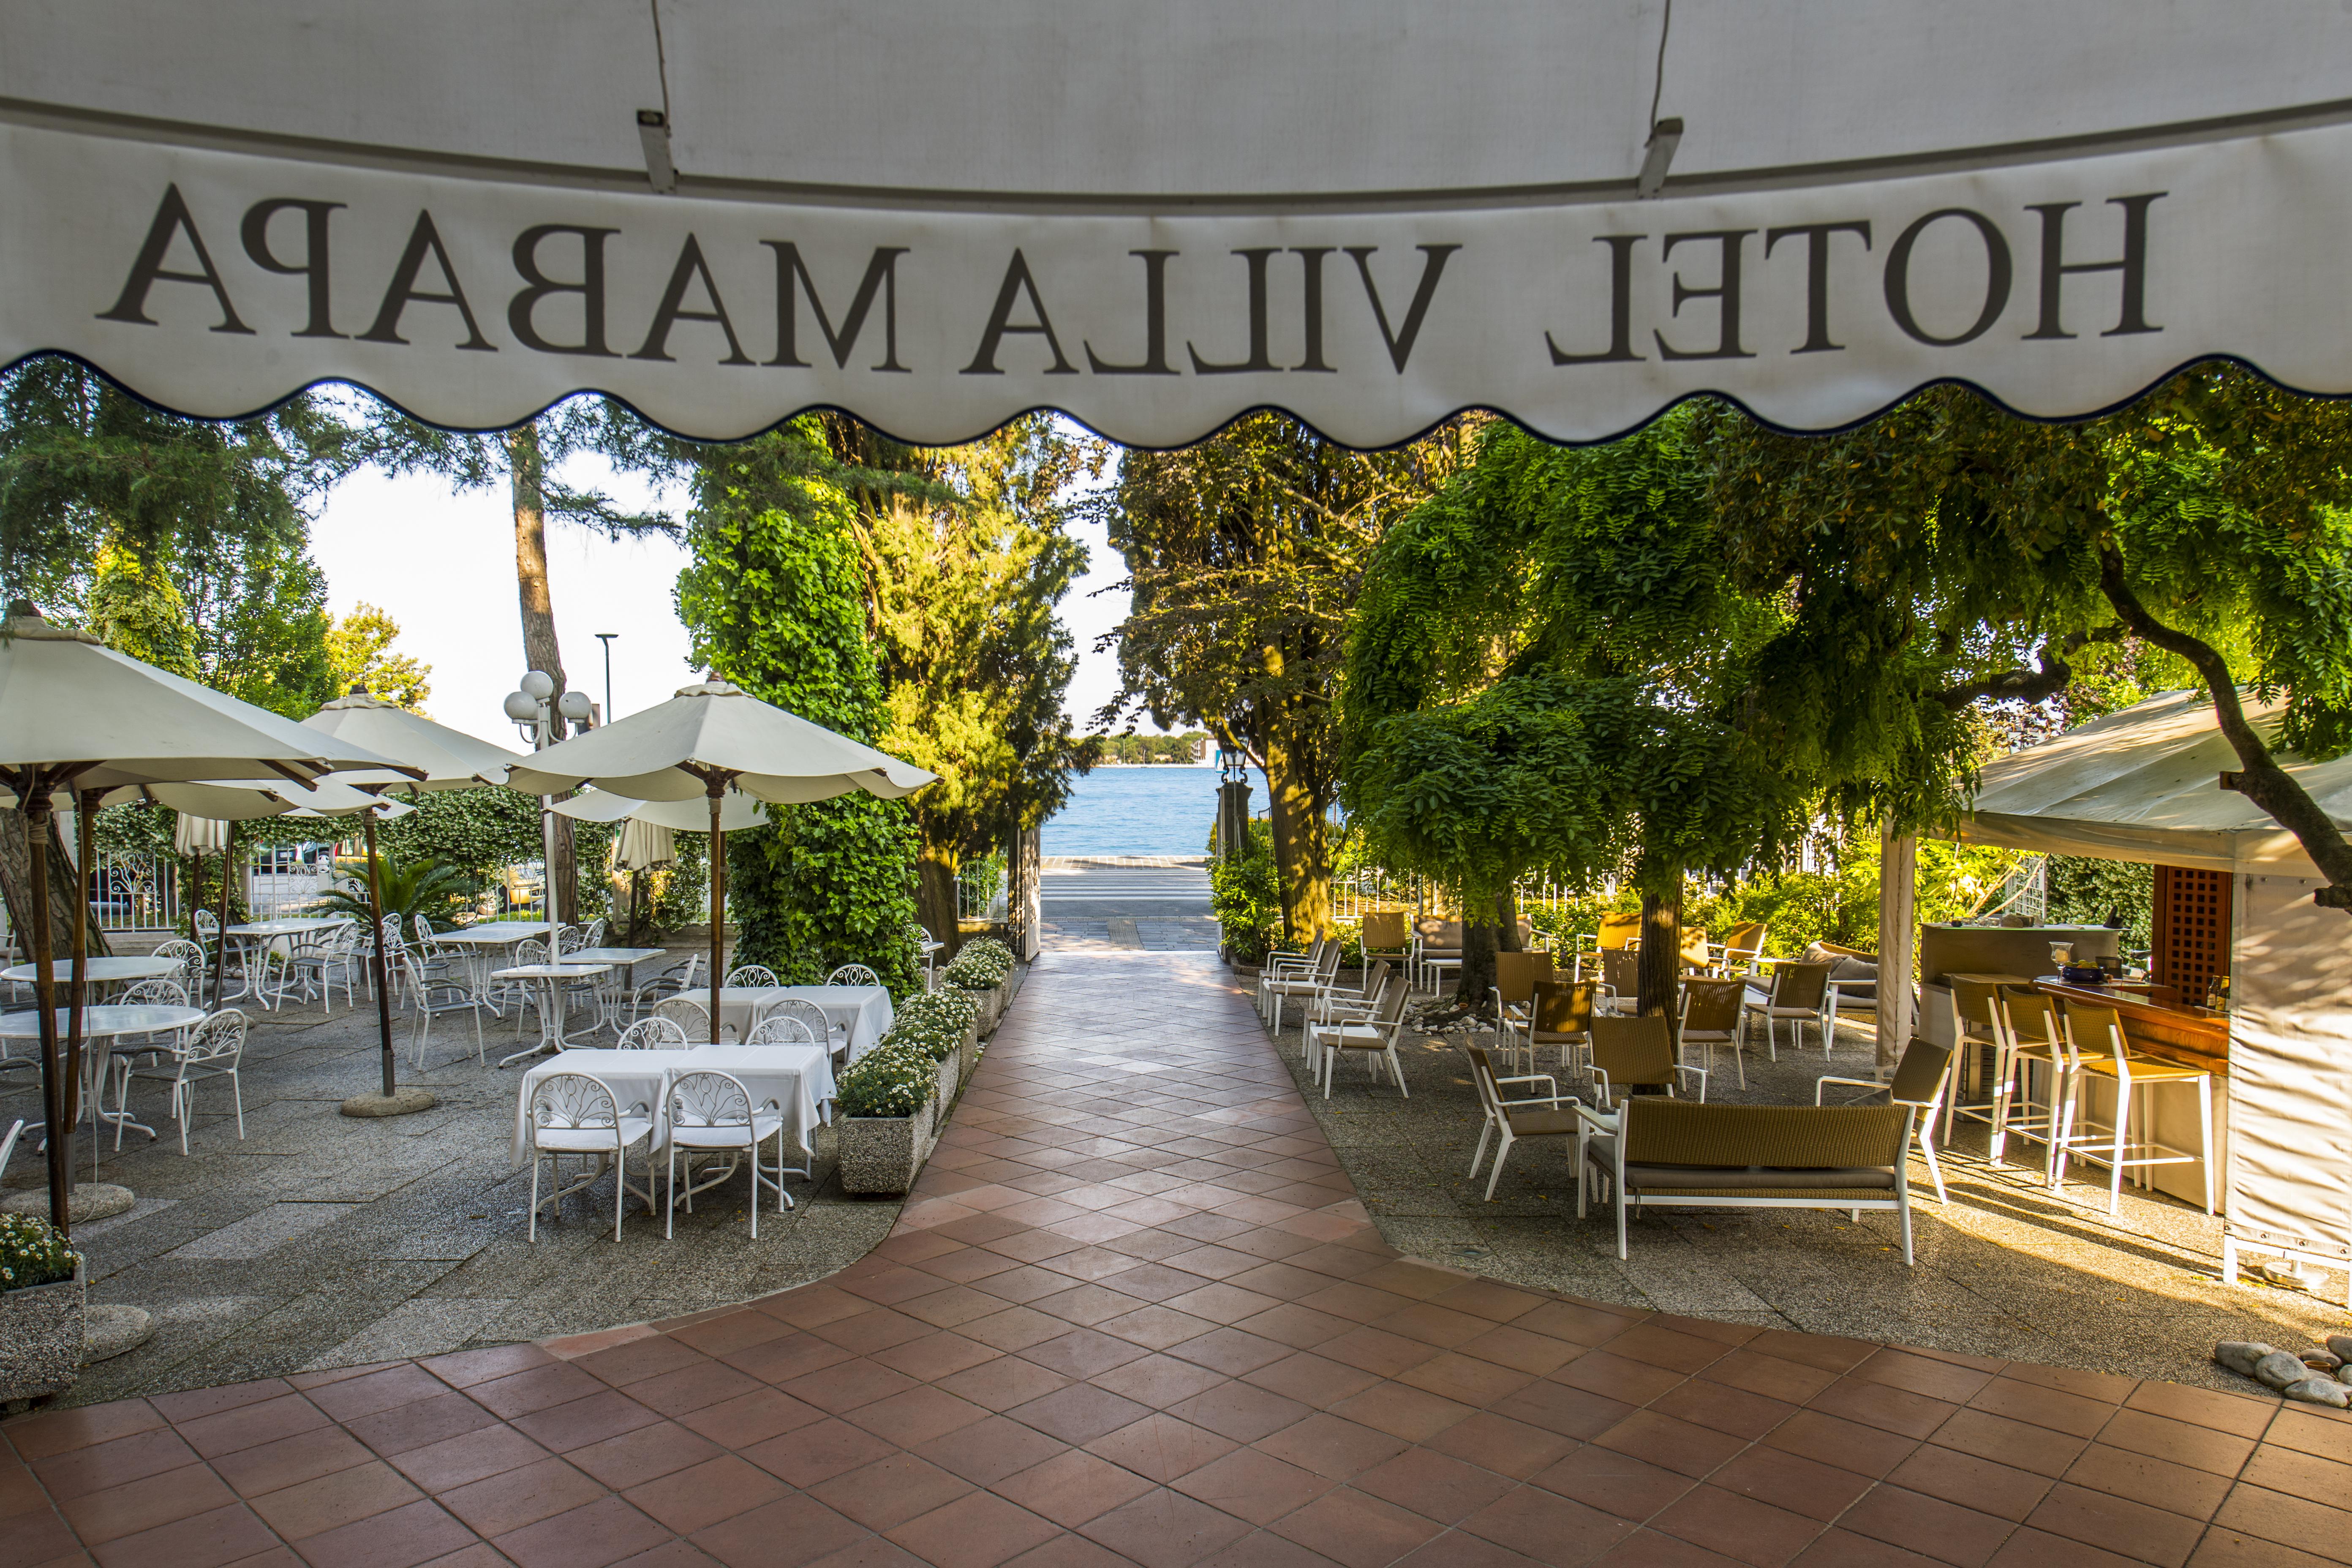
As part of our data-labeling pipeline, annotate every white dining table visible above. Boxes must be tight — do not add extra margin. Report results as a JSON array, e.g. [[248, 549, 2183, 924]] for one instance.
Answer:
[[510, 1042, 837, 1169], [0, 1003, 207, 1163], [493, 963, 611, 1066], [700, 985, 894, 1059], [433, 926, 555, 1012], [3, 956, 184, 988], [221, 918, 351, 1004]]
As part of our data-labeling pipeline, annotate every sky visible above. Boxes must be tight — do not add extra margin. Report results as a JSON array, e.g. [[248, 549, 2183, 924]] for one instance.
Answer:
[[305, 432, 1154, 746]]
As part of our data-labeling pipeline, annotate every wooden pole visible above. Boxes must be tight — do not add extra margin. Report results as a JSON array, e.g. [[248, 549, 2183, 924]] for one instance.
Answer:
[[364, 810, 397, 1096], [1876, 824, 1918, 1076], [23, 782, 68, 1234]]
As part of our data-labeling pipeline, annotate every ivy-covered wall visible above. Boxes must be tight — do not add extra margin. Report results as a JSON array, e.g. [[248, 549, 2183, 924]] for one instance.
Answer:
[[677, 422, 922, 992]]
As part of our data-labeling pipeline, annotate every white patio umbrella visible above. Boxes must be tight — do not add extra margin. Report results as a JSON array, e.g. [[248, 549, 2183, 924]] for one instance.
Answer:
[[0, 605, 414, 1231], [299, 691, 524, 1107], [550, 785, 765, 947], [508, 677, 933, 1040]]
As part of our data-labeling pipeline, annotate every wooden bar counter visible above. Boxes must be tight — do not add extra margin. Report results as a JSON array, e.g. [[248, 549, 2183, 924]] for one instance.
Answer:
[[2031, 976, 2231, 1076]]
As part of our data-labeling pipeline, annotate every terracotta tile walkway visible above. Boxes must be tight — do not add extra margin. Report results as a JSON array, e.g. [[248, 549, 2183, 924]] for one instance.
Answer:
[[6, 951, 2344, 1568]]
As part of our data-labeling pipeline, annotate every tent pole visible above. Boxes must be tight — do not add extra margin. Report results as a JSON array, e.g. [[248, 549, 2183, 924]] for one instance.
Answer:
[[1876, 824, 1917, 1078], [71, 790, 96, 1179], [364, 809, 396, 1097], [24, 781, 68, 1235], [707, 784, 724, 1045]]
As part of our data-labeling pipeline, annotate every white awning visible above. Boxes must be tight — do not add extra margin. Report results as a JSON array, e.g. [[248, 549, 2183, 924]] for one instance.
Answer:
[[1951, 690, 2352, 874], [9, 3, 2352, 446]]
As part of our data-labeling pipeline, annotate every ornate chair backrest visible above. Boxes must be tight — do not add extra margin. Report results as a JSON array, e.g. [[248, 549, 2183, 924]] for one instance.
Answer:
[[1770, 961, 1833, 1011], [748, 1014, 817, 1045], [515, 939, 547, 966], [583, 918, 608, 947], [120, 978, 189, 1009], [1531, 979, 1600, 1037], [556, 926, 588, 955], [532, 1071, 620, 1133], [827, 964, 880, 987], [400, 952, 441, 996], [151, 940, 207, 992], [760, 998, 831, 1042], [192, 909, 220, 946], [618, 1017, 691, 1050], [652, 996, 710, 1034], [725, 965, 781, 988], [183, 1009, 247, 1065], [411, 914, 443, 953], [669, 1070, 754, 1131], [1589, 1014, 1677, 1090], [1679, 977, 1745, 1034]]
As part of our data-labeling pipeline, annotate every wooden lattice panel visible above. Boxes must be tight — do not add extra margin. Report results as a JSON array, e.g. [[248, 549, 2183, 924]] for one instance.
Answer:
[[2153, 863, 2232, 1006]]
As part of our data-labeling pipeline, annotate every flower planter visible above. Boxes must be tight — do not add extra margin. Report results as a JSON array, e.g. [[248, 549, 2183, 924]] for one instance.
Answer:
[[933, 1051, 960, 1111], [0, 1263, 85, 1406], [838, 1102, 936, 1195], [958, 1017, 982, 1085]]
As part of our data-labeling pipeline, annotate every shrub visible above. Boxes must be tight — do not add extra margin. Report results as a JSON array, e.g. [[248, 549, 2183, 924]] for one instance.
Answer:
[[880, 989, 974, 1064], [1211, 821, 1282, 962], [833, 1042, 936, 1118], [0, 1213, 79, 1293], [942, 936, 1015, 991]]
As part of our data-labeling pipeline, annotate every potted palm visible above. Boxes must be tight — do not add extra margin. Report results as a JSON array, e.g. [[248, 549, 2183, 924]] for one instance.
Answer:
[[313, 852, 475, 931], [833, 1042, 938, 1194], [0, 1214, 84, 1408]]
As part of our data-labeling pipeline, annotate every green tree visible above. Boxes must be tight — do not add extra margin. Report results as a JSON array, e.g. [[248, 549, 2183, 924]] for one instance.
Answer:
[[823, 416, 1099, 949], [675, 421, 923, 991], [326, 603, 432, 710], [1096, 413, 1467, 943]]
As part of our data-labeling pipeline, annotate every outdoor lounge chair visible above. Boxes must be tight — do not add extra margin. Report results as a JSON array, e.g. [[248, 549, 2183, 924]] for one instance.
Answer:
[[1359, 910, 1411, 970], [1579, 1098, 1916, 1262], [1818, 1036, 1955, 1203], [1741, 960, 1833, 1058], [1488, 950, 1555, 1056], [1587, 1014, 1707, 1108], [1679, 977, 1750, 1086], [1463, 1044, 1580, 1201], [1515, 977, 1599, 1078], [1307, 975, 1409, 1097]]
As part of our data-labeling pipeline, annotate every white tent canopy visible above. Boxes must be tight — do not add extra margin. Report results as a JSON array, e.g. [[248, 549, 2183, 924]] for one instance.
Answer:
[[8, 3, 2352, 446], [1952, 690, 2352, 876]]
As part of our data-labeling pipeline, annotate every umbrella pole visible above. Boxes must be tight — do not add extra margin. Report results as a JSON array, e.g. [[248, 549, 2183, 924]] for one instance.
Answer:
[[71, 790, 95, 1180], [214, 825, 234, 1008], [364, 810, 396, 1097], [23, 783, 68, 1235], [707, 787, 724, 1045]]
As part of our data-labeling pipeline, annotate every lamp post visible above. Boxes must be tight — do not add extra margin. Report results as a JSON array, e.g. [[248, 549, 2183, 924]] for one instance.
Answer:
[[502, 670, 594, 957], [595, 633, 618, 724]]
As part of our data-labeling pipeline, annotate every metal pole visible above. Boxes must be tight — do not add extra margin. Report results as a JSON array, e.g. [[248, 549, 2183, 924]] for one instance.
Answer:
[[24, 781, 68, 1234], [72, 791, 97, 1180], [365, 810, 397, 1097], [596, 633, 617, 723], [213, 824, 234, 1010]]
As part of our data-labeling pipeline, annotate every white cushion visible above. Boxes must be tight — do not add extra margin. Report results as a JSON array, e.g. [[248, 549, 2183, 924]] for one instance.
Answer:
[[534, 1118, 651, 1152]]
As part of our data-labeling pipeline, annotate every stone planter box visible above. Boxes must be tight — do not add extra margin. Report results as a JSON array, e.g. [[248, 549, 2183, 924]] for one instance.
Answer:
[[0, 1263, 85, 1407], [933, 1051, 960, 1111], [953, 983, 1004, 1036], [838, 1102, 936, 1195], [958, 1017, 982, 1085]]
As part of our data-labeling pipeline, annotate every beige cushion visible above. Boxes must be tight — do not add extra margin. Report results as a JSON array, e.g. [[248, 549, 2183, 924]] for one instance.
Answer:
[[1582, 1135, 1896, 1191]]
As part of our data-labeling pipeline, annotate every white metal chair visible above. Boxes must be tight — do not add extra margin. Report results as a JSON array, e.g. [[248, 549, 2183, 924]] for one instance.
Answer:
[[665, 1069, 792, 1237], [653, 994, 717, 1042], [526, 1072, 653, 1241], [1818, 1037, 1954, 1204], [1740, 961, 1834, 1060], [117, 1009, 248, 1155], [103, 978, 192, 1134], [404, 951, 485, 1068], [582, 917, 608, 947], [152, 938, 209, 1005], [747, 1013, 817, 1045], [1255, 936, 1328, 1021], [288, 921, 362, 1012], [724, 964, 780, 988], [1463, 1043, 1580, 1201], [758, 998, 835, 1055], [556, 925, 590, 956], [629, 952, 703, 1022], [825, 963, 880, 987], [1306, 974, 1409, 1098], [617, 1017, 692, 1050]]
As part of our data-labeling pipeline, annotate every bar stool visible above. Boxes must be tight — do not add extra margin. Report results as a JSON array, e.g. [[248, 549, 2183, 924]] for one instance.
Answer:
[[2050, 1002, 2215, 1215], [1940, 979, 2012, 1146], [1985, 987, 2080, 1174]]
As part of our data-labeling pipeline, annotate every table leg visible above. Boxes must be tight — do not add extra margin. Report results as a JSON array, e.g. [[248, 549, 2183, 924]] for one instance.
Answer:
[[497, 980, 563, 1069]]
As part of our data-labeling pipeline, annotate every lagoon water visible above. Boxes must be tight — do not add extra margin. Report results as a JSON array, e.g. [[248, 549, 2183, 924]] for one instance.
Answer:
[[1043, 765, 1252, 857]]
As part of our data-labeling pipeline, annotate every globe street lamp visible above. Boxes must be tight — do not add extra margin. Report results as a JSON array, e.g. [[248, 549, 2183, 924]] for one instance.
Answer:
[[503, 669, 594, 957]]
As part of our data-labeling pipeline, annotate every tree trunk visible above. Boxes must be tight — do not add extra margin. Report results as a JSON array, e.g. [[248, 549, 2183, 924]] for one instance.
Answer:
[[1260, 731, 1334, 943], [1454, 890, 1517, 1010], [915, 841, 962, 958], [1636, 885, 1682, 1019], [509, 423, 578, 925], [0, 808, 108, 966]]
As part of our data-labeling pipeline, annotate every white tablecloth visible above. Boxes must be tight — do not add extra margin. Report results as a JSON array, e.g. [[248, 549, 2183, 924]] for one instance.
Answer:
[[511, 1043, 836, 1168], [703, 986, 894, 1059]]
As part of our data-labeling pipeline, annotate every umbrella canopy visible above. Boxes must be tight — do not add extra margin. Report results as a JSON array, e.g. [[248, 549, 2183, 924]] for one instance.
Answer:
[[614, 818, 675, 873], [141, 777, 413, 822], [12, 4, 2352, 447], [303, 691, 523, 791], [509, 679, 933, 804], [0, 610, 415, 790], [171, 813, 230, 855], [548, 785, 768, 833], [1952, 690, 2351, 874]]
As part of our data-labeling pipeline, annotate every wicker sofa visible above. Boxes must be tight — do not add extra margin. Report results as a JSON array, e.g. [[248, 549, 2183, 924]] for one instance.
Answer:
[[1578, 1099, 1917, 1262]]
